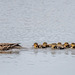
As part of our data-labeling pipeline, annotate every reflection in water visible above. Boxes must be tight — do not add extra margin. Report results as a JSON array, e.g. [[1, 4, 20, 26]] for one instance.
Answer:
[[33, 48, 75, 56], [0, 49, 20, 54], [0, 48, 75, 75], [0, 48, 75, 56], [71, 50, 75, 55], [51, 50, 56, 55]]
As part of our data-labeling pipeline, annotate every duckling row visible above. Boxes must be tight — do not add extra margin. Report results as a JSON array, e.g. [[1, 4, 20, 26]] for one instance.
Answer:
[[33, 42, 75, 49]]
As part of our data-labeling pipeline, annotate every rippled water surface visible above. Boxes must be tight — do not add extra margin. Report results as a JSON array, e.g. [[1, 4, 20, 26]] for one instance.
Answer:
[[0, 0, 75, 75]]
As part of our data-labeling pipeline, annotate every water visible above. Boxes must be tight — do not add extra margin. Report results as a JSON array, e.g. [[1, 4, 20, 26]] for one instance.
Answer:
[[0, 0, 75, 75]]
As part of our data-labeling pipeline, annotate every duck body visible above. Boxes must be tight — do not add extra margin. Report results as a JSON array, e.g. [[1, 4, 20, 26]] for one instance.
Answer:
[[0, 43, 22, 50]]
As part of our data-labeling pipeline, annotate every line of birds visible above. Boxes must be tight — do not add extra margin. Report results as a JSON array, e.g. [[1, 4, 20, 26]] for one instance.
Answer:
[[0, 42, 75, 51], [33, 42, 75, 49]]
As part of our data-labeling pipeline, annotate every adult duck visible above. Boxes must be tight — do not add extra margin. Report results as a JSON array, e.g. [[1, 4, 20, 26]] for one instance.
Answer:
[[0, 43, 22, 50]]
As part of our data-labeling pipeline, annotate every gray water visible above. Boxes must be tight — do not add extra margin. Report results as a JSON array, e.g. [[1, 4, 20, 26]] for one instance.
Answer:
[[0, 0, 75, 75]]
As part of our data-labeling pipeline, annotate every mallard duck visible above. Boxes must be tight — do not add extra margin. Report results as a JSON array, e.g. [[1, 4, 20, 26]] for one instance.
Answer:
[[0, 43, 22, 50]]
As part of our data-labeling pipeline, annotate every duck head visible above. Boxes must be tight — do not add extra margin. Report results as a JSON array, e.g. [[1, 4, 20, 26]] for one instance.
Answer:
[[71, 43, 75, 46], [57, 42, 62, 45]]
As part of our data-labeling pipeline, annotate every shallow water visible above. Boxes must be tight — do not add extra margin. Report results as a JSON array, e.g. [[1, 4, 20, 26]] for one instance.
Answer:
[[0, 0, 75, 75]]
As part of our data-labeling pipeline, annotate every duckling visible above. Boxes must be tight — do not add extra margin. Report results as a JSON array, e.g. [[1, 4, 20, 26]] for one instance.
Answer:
[[71, 44, 75, 49], [42, 42, 48, 48], [51, 45, 57, 49], [33, 43, 39, 48], [48, 44, 52, 47], [70, 43, 75, 49], [38, 44, 43, 48], [70, 43, 75, 46], [57, 42, 64, 49], [63, 42, 70, 48], [51, 43, 57, 49]]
